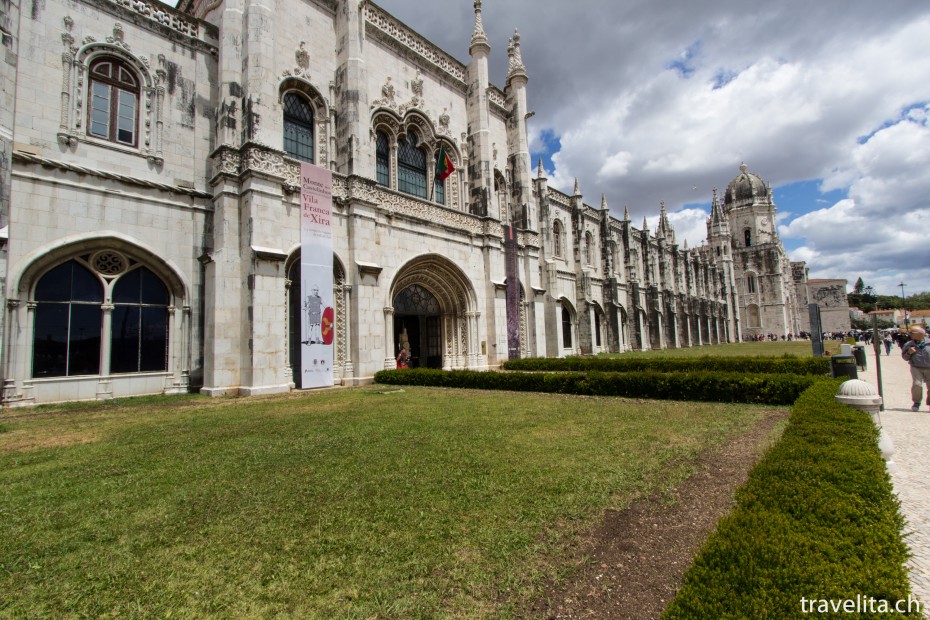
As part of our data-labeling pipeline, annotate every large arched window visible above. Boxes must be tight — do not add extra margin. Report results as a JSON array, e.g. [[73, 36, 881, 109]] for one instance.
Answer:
[[747, 274, 757, 294], [376, 131, 391, 187], [283, 92, 315, 163], [553, 220, 564, 257], [33, 260, 103, 377], [110, 267, 169, 373], [397, 134, 428, 198], [88, 57, 139, 146], [32, 257, 172, 378]]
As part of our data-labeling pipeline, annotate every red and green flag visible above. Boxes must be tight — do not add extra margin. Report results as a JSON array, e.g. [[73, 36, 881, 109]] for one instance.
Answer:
[[435, 145, 455, 181]]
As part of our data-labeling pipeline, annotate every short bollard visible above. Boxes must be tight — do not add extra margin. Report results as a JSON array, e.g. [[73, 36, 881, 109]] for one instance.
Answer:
[[835, 379, 894, 470]]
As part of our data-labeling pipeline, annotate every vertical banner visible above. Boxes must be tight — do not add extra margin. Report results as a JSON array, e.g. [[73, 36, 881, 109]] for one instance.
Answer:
[[300, 162, 334, 388], [504, 225, 521, 359]]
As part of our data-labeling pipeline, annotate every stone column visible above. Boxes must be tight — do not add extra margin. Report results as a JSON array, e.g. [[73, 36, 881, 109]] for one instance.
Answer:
[[97, 304, 114, 401], [383, 306, 395, 369], [2, 300, 21, 402]]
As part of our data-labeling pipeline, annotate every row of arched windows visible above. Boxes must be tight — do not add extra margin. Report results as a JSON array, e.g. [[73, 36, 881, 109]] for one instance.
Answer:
[[551, 220, 598, 266], [89, 55, 452, 208], [374, 129, 449, 205]]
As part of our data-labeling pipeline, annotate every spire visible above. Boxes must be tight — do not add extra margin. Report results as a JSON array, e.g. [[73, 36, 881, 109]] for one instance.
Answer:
[[623, 206, 630, 221], [507, 29, 527, 81], [470, 0, 489, 52], [601, 193, 608, 211], [573, 177, 581, 197], [658, 201, 674, 244], [708, 186, 730, 235], [642, 216, 649, 231], [683, 239, 689, 250], [537, 157, 545, 179]]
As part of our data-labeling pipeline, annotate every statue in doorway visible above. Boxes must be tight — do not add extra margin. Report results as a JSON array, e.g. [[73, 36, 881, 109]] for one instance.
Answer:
[[398, 327, 410, 356]]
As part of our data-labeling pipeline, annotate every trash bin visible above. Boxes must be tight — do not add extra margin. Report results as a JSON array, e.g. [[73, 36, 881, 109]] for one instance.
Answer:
[[830, 354, 858, 379], [852, 345, 867, 371]]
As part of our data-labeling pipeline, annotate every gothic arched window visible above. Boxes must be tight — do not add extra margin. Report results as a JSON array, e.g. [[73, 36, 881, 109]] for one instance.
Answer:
[[283, 92, 315, 163], [110, 267, 169, 374], [585, 232, 594, 265], [744, 228, 752, 247], [33, 260, 103, 377], [397, 134, 428, 199], [376, 131, 390, 187], [88, 57, 139, 146], [553, 220, 564, 257]]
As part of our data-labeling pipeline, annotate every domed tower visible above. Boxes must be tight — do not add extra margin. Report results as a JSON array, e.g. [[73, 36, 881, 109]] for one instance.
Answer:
[[724, 162, 777, 248], [723, 163, 799, 339]]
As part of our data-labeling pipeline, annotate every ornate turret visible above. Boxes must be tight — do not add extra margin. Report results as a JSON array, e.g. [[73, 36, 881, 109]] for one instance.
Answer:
[[506, 29, 527, 83], [469, 0, 489, 53], [466, 0, 494, 217], [657, 201, 675, 244], [706, 187, 730, 238]]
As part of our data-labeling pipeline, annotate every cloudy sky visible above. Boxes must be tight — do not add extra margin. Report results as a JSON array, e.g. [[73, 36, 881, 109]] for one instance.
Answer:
[[368, 0, 930, 298]]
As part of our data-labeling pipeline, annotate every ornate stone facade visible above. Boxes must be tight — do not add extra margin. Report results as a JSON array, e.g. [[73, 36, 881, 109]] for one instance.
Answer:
[[0, 0, 825, 406]]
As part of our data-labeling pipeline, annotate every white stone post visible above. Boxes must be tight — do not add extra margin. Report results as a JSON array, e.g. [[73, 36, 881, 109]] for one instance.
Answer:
[[383, 307, 395, 369]]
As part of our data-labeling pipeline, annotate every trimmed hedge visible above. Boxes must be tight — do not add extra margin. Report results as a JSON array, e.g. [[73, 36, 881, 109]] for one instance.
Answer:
[[663, 380, 917, 618], [374, 368, 823, 405], [502, 355, 831, 376]]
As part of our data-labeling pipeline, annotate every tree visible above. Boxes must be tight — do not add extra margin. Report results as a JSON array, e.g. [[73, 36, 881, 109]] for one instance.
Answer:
[[853, 277, 864, 294]]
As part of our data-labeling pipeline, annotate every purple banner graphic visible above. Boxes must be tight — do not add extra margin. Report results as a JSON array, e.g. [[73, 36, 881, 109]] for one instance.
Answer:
[[504, 225, 521, 359]]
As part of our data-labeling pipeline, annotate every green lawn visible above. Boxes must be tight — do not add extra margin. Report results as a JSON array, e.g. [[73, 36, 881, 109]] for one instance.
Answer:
[[607, 340, 842, 358], [0, 388, 776, 619]]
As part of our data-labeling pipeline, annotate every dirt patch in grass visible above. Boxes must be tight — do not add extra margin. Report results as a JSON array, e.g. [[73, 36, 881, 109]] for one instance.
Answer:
[[518, 407, 788, 620], [0, 430, 99, 453]]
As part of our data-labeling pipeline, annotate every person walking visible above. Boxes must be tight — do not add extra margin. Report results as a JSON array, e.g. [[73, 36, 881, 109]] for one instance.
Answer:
[[884, 332, 894, 355], [901, 326, 930, 411]]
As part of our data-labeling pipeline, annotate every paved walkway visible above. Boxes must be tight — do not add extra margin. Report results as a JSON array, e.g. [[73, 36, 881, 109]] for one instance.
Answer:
[[860, 344, 930, 615]]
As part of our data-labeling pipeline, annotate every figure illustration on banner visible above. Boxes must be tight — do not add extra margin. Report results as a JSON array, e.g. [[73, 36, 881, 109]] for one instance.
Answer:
[[303, 286, 334, 346]]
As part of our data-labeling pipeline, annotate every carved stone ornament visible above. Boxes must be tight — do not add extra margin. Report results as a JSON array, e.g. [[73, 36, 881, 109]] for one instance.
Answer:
[[213, 148, 242, 178], [371, 77, 397, 110], [435, 108, 451, 138], [244, 147, 287, 179], [106, 23, 131, 52], [296, 41, 309, 69], [281, 41, 312, 80]]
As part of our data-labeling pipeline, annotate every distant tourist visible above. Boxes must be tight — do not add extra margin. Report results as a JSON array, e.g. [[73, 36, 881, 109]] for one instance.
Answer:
[[884, 332, 894, 355], [901, 326, 930, 411]]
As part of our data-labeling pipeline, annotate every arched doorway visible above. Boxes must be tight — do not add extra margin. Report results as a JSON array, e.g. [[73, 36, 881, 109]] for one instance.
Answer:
[[389, 255, 477, 370], [393, 284, 442, 369]]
